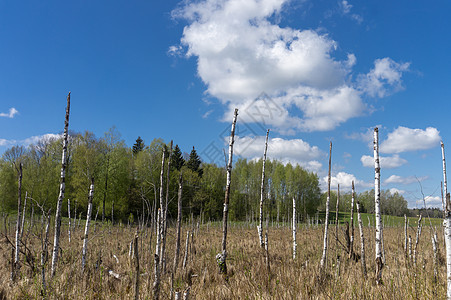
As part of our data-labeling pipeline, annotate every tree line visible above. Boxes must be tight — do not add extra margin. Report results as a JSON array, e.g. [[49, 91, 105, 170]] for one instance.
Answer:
[[0, 127, 412, 223]]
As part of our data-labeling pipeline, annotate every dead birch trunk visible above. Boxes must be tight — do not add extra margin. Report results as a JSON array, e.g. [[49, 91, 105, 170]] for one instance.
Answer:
[[441, 141, 451, 300], [20, 192, 27, 239], [404, 214, 407, 254], [134, 231, 139, 300], [335, 184, 340, 247], [258, 129, 269, 248], [68, 199, 71, 243], [217, 108, 238, 276], [292, 196, 296, 260], [82, 178, 94, 273], [349, 181, 355, 259], [356, 200, 367, 277], [160, 141, 172, 273], [183, 230, 190, 269], [413, 214, 422, 266], [173, 173, 183, 272], [51, 92, 71, 277], [13, 162, 23, 282], [320, 142, 332, 271], [432, 232, 438, 283], [374, 127, 383, 284], [152, 209, 162, 300], [41, 212, 50, 295]]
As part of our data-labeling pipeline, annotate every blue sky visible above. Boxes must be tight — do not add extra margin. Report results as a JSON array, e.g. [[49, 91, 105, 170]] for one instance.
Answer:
[[1, 0, 450, 208]]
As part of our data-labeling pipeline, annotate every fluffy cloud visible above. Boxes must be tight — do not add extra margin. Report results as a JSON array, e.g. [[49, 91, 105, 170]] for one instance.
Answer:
[[234, 135, 323, 172], [173, 0, 407, 132], [389, 187, 405, 195], [0, 133, 61, 149], [324, 171, 371, 190], [380, 126, 441, 153], [423, 196, 442, 208], [0, 107, 18, 118], [384, 175, 427, 185], [360, 154, 407, 169], [358, 58, 410, 97]]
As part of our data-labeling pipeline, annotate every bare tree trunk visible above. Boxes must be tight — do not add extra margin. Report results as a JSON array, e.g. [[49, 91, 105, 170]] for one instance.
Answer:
[[356, 200, 367, 277], [173, 173, 183, 273], [217, 108, 238, 276], [134, 231, 139, 300], [349, 181, 355, 260], [51, 92, 71, 277], [152, 210, 162, 300], [374, 127, 383, 284], [20, 192, 27, 239], [41, 212, 50, 295], [13, 162, 23, 282], [335, 184, 340, 250], [258, 129, 269, 248], [413, 215, 422, 266], [160, 141, 172, 273], [432, 232, 438, 283], [82, 178, 94, 273], [404, 214, 407, 254], [320, 142, 332, 271], [442, 141, 451, 300], [292, 196, 296, 260], [68, 199, 71, 243], [183, 230, 190, 269], [103, 155, 109, 223]]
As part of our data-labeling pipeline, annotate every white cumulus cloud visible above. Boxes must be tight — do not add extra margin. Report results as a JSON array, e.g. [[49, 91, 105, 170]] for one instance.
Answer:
[[384, 175, 427, 185], [173, 0, 407, 132], [380, 126, 441, 154], [0, 107, 19, 118], [360, 154, 407, 169], [234, 135, 323, 172], [358, 58, 410, 98], [390, 188, 405, 195], [324, 171, 371, 190]]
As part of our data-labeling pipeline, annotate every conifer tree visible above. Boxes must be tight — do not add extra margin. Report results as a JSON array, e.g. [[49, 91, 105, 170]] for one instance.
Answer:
[[171, 144, 185, 171], [132, 136, 145, 155], [186, 146, 203, 177]]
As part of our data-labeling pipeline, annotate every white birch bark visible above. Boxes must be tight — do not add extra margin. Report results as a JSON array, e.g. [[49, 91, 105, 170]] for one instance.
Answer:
[[13, 163, 23, 282], [335, 184, 340, 248], [356, 200, 367, 277], [349, 181, 355, 259], [68, 198, 71, 243], [51, 92, 71, 277], [404, 214, 407, 254], [183, 230, 190, 269], [374, 127, 383, 284], [413, 215, 422, 266], [82, 178, 94, 273], [152, 209, 162, 300], [258, 129, 269, 248], [20, 192, 27, 239], [217, 108, 238, 275], [292, 196, 297, 260], [173, 172, 183, 273], [320, 142, 332, 271], [160, 141, 172, 272], [41, 213, 50, 295], [442, 141, 451, 300]]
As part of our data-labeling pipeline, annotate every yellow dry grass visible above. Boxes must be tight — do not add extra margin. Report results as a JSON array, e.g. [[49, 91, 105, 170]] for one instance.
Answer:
[[0, 221, 447, 299]]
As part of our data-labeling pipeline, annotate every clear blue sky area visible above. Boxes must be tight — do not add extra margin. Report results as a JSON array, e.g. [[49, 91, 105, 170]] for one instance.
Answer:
[[1, 0, 450, 208]]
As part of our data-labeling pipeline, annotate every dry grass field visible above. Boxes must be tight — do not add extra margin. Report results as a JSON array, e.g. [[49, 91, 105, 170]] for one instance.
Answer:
[[0, 218, 446, 299]]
